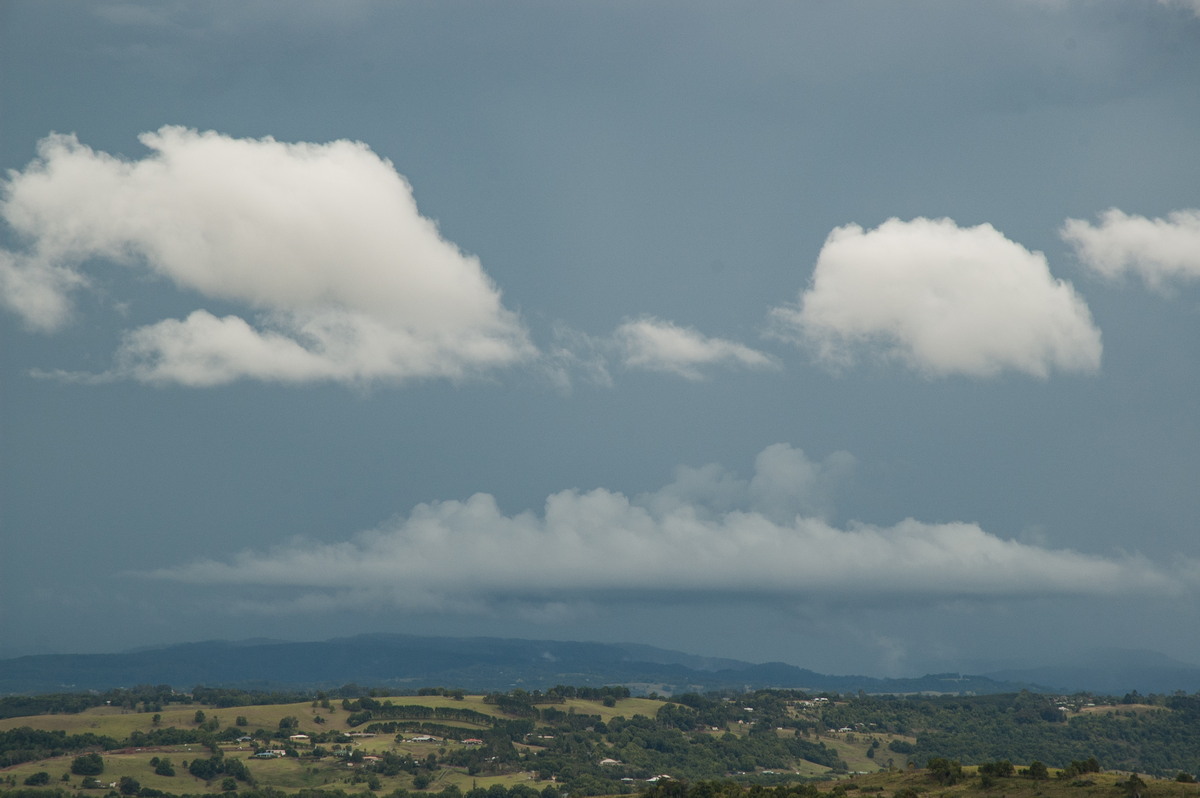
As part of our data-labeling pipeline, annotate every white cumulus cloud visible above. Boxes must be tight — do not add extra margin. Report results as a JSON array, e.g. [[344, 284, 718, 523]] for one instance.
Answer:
[[0, 127, 533, 385], [1061, 208, 1200, 290], [771, 217, 1102, 378], [149, 443, 1182, 615], [615, 317, 776, 380]]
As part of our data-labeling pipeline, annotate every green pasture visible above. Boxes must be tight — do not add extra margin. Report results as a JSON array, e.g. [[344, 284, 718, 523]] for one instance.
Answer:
[[0, 695, 660, 741], [557, 698, 661, 722], [0, 747, 552, 795], [1, 750, 251, 794], [815, 732, 917, 774], [0, 705, 211, 737]]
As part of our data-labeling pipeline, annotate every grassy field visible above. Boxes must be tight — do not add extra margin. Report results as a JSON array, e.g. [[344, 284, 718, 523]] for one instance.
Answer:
[[816, 734, 899, 775], [1, 748, 556, 796], [0, 695, 659, 738], [1073, 703, 1164, 718], [3, 749, 247, 794]]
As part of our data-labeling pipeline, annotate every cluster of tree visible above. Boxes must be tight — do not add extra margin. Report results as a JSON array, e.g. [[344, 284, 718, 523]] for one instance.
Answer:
[[482, 693, 541, 718], [900, 697, 1199, 775], [542, 686, 632, 704], [0, 685, 186, 720], [343, 700, 495, 728], [642, 780, 847, 798], [524, 711, 844, 793], [537, 709, 602, 732], [69, 753, 105, 776], [0, 729, 119, 769], [191, 687, 320, 709], [2, 787, 470, 798], [0, 695, 101, 720], [475, 687, 630, 720], [184, 753, 253, 784], [462, 784, 558, 798], [366, 722, 481, 740], [439, 722, 534, 775], [416, 688, 466, 700], [769, 689, 1200, 777]]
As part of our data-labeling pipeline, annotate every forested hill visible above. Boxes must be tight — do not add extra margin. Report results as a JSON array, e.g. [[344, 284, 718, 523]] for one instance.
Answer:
[[0, 635, 1045, 696]]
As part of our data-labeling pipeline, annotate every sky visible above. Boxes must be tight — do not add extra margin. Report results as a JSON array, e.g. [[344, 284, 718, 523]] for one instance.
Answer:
[[2, 0, 1200, 679]]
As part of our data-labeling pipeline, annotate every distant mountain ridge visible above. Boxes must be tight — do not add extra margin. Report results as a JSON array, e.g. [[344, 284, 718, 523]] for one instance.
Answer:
[[1, 633, 1192, 696], [984, 647, 1200, 696]]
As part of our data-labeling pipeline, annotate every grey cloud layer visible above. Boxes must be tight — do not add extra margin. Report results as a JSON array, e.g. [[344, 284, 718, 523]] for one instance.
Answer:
[[151, 444, 1182, 614]]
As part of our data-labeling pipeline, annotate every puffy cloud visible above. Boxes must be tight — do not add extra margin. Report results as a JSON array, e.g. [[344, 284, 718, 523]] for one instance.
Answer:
[[1061, 208, 1200, 290], [150, 443, 1181, 614], [0, 127, 533, 385], [615, 317, 776, 380], [771, 217, 1102, 378]]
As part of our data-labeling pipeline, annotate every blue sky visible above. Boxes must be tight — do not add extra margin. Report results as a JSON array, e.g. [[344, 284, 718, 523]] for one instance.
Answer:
[[2, 0, 1200, 677]]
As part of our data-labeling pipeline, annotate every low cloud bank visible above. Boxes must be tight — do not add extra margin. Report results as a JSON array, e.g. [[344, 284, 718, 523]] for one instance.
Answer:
[[150, 444, 1180, 614], [0, 127, 533, 385], [772, 217, 1102, 378]]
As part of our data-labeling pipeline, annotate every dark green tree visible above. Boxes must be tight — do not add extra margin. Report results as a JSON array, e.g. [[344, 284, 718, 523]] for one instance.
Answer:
[[926, 757, 963, 785], [70, 753, 104, 776]]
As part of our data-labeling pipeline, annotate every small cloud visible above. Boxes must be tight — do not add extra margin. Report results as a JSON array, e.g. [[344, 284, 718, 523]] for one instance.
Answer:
[[539, 323, 614, 392], [1061, 208, 1200, 291], [0, 127, 534, 386], [147, 444, 1182, 616], [1157, 0, 1200, 17], [0, 250, 88, 333], [543, 317, 775, 388], [615, 317, 776, 380], [771, 217, 1102, 378]]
